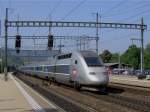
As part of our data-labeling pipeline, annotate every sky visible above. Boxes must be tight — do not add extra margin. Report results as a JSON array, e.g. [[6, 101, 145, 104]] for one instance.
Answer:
[[0, 0, 150, 54]]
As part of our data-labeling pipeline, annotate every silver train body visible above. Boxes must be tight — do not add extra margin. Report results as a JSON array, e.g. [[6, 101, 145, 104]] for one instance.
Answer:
[[19, 51, 109, 88]]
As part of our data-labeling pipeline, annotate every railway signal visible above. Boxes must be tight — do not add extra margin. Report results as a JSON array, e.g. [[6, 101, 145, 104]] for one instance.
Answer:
[[48, 35, 53, 49], [15, 35, 21, 53]]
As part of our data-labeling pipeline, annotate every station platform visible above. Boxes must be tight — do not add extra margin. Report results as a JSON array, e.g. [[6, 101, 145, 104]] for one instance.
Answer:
[[0, 73, 61, 112], [109, 75, 150, 88]]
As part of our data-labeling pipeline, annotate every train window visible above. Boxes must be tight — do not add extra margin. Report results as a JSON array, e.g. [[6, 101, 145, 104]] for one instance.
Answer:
[[47, 66, 54, 72], [57, 53, 72, 60], [84, 57, 103, 67], [55, 65, 70, 74], [43, 66, 48, 72], [75, 60, 78, 64], [36, 67, 39, 71], [37, 66, 42, 71]]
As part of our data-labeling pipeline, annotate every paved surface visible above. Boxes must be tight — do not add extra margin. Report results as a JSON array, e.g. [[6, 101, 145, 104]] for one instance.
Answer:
[[110, 75, 150, 88], [0, 73, 61, 112], [0, 73, 34, 112]]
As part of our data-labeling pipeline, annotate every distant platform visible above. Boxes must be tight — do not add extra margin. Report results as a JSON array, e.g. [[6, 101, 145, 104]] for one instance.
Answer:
[[109, 75, 150, 88], [0, 73, 61, 112]]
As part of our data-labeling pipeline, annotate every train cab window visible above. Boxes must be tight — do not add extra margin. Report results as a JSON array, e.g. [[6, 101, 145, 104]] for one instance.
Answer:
[[84, 57, 103, 67], [75, 60, 78, 64]]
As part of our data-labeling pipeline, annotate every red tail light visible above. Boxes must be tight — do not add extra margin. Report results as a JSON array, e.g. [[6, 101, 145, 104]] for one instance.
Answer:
[[72, 69, 77, 76], [107, 70, 112, 75]]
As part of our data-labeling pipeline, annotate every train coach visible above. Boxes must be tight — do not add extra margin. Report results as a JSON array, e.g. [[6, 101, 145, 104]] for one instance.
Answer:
[[19, 50, 109, 90]]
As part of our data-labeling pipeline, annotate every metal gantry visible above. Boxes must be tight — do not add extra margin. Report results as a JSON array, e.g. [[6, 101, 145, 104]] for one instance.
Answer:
[[6, 20, 146, 29], [4, 8, 147, 81], [3, 35, 97, 40]]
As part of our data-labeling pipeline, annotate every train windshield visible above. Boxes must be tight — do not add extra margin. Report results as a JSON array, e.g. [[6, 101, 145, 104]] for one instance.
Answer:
[[84, 57, 103, 67]]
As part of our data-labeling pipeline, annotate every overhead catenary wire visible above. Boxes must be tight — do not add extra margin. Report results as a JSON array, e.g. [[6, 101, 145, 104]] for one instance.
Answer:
[[121, 8, 150, 22], [99, 0, 129, 39], [47, 0, 63, 35], [4, 0, 149, 53], [102, 0, 150, 24], [101, 0, 126, 16], [103, 2, 150, 18], [46, 0, 86, 40], [62, 0, 87, 20], [62, 0, 87, 43], [50, 0, 63, 17], [102, 2, 150, 36], [101, 32, 138, 45], [105, 2, 150, 23]]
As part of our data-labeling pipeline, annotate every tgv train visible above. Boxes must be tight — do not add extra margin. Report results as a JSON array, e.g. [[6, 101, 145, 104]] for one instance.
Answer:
[[19, 51, 109, 90]]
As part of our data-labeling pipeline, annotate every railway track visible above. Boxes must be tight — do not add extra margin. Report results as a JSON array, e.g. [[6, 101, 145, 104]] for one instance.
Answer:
[[108, 82, 150, 96], [14, 72, 150, 112], [51, 83, 150, 112], [14, 73, 97, 112], [82, 90, 150, 112]]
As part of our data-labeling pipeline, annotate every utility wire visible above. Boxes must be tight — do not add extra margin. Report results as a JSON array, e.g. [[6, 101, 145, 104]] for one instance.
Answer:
[[122, 8, 150, 21], [102, 19, 150, 46], [50, 0, 62, 17], [101, 32, 137, 45], [101, 0, 126, 16], [103, 3, 150, 35], [62, 0, 87, 20], [38, 0, 63, 23], [106, 3, 150, 23], [111, 2, 150, 23], [101, 2, 150, 48], [103, 2, 150, 18], [102, 1, 150, 38], [62, 0, 87, 41]]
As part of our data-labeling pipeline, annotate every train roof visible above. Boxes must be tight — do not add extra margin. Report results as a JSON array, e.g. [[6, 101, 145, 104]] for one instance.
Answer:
[[57, 50, 96, 55], [55, 50, 97, 59]]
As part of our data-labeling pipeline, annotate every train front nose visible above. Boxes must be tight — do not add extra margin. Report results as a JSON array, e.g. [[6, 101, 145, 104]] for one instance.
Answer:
[[88, 71, 109, 85]]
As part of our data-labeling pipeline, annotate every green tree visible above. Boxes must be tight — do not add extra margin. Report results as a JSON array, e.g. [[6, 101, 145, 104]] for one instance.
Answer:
[[111, 53, 119, 63], [121, 45, 140, 69], [100, 50, 112, 63], [144, 44, 150, 69]]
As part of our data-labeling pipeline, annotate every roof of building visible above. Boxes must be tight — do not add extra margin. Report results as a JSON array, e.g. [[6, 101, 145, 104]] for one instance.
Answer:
[[104, 63, 132, 67]]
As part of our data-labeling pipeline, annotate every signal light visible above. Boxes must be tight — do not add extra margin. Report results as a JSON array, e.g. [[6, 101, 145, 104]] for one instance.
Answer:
[[15, 35, 21, 53], [48, 35, 53, 49]]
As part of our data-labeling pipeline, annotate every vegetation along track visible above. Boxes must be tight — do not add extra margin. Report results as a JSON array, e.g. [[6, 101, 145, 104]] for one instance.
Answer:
[[14, 72, 150, 112]]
